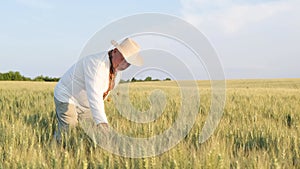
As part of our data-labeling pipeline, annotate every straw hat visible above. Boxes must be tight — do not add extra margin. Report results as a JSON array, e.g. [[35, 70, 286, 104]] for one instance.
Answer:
[[111, 38, 144, 66]]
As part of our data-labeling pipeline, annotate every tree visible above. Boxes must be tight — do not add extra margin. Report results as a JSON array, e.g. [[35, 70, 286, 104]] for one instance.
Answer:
[[131, 77, 137, 82], [33, 75, 45, 81], [0, 71, 25, 81], [13, 71, 23, 80], [0, 71, 60, 82], [144, 76, 152, 81]]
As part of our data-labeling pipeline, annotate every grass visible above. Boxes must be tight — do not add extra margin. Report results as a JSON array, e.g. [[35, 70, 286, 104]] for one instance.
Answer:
[[0, 79, 299, 168]]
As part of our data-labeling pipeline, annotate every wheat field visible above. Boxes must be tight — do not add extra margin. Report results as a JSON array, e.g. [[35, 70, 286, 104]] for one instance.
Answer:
[[0, 79, 299, 168]]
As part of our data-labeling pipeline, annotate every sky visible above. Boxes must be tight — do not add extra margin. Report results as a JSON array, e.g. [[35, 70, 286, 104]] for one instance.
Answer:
[[0, 0, 299, 80]]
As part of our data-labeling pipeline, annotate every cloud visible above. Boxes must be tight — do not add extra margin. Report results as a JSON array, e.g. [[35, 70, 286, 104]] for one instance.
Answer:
[[16, 0, 53, 9], [180, 0, 292, 34], [179, 0, 300, 79]]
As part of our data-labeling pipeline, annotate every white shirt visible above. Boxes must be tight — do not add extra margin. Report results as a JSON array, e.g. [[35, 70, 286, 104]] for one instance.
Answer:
[[54, 51, 121, 124]]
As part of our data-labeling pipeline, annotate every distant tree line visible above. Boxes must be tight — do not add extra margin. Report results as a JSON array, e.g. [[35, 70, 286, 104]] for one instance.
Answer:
[[120, 76, 171, 83], [0, 71, 60, 82], [0, 71, 171, 83]]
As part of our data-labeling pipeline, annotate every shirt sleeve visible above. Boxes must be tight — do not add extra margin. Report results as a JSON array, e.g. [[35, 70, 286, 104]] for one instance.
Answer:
[[83, 56, 108, 124]]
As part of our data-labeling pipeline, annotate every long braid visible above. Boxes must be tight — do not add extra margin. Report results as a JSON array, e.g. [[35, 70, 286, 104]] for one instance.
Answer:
[[103, 51, 116, 100]]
